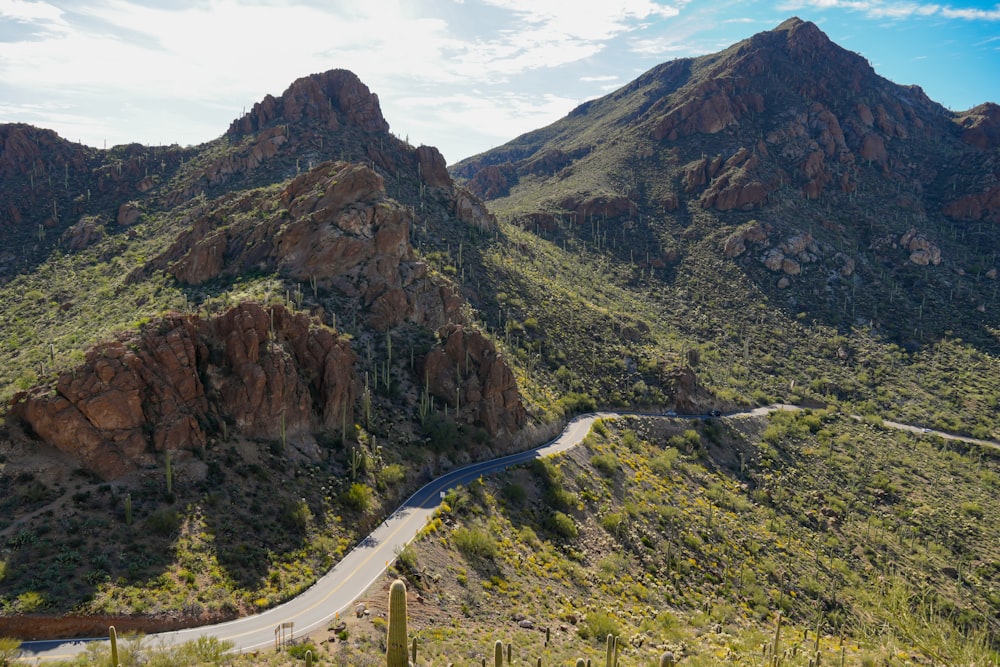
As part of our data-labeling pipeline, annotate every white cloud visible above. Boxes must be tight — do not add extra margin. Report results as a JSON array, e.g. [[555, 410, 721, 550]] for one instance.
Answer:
[[0, 0, 66, 24], [776, 0, 1000, 21]]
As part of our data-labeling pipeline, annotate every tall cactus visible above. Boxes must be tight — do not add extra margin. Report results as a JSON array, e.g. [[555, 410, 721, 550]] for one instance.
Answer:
[[109, 625, 118, 667], [386, 579, 408, 667], [412, 637, 418, 665], [494, 639, 503, 667], [659, 652, 675, 667], [605, 634, 616, 667], [305, 649, 313, 667]]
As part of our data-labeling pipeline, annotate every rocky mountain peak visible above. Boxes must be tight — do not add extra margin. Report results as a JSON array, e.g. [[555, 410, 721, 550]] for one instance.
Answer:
[[227, 69, 390, 138]]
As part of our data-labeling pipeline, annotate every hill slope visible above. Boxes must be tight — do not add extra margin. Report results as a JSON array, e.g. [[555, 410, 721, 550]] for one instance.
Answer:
[[451, 16, 1000, 437]]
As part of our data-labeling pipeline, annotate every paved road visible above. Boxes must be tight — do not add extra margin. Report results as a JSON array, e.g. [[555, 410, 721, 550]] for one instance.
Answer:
[[17, 405, 999, 662], [18, 414, 604, 662]]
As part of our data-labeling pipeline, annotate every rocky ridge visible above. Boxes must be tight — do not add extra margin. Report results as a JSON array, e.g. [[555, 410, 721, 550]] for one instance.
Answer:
[[451, 17, 1000, 339]]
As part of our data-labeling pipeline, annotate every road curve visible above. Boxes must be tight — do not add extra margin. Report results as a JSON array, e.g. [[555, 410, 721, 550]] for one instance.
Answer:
[[19, 413, 605, 662], [17, 405, 998, 661]]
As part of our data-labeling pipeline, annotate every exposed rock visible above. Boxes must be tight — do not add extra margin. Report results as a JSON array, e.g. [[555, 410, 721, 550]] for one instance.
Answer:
[[559, 194, 637, 223], [777, 276, 791, 289], [781, 257, 801, 275], [835, 253, 856, 278], [11, 303, 355, 480], [987, 268, 997, 280], [202, 126, 287, 187], [416, 145, 452, 188], [943, 184, 1000, 223], [466, 164, 514, 199], [763, 249, 785, 272], [228, 69, 389, 137], [116, 202, 141, 226], [723, 220, 769, 258], [453, 188, 498, 231], [956, 103, 1000, 149], [422, 324, 526, 436], [899, 228, 941, 266], [60, 216, 105, 251], [860, 133, 888, 166], [153, 161, 466, 331]]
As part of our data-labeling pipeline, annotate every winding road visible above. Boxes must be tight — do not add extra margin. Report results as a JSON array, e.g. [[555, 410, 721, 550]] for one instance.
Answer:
[[18, 414, 603, 662], [16, 406, 999, 662]]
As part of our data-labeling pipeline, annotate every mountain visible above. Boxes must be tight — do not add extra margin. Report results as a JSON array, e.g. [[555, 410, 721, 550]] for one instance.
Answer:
[[453, 17, 1000, 348], [0, 18, 998, 658]]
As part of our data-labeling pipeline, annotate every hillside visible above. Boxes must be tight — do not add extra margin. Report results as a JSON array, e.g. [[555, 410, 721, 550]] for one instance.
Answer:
[[0, 15, 998, 661], [450, 16, 1000, 438]]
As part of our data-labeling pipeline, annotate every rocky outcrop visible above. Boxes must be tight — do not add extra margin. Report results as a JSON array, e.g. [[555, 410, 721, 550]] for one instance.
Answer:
[[723, 220, 770, 258], [453, 188, 498, 231], [416, 145, 452, 188], [154, 161, 465, 331], [559, 194, 637, 223], [466, 164, 514, 199], [956, 103, 1000, 150], [228, 69, 389, 137], [60, 216, 105, 251], [899, 228, 941, 266], [760, 232, 819, 275], [652, 78, 764, 141], [422, 324, 526, 436], [11, 303, 355, 480], [116, 202, 141, 226], [943, 184, 1000, 223]]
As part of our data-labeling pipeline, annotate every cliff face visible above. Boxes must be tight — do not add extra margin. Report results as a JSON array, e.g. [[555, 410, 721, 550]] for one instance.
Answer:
[[12, 303, 355, 480], [145, 160, 466, 332]]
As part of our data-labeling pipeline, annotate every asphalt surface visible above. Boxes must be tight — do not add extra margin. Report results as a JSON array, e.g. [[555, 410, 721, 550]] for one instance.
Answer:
[[18, 414, 602, 662]]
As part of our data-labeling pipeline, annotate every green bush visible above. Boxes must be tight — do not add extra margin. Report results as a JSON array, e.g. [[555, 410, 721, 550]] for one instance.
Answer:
[[578, 610, 621, 641], [453, 526, 498, 561], [546, 511, 578, 539], [590, 452, 620, 476], [342, 482, 373, 512]]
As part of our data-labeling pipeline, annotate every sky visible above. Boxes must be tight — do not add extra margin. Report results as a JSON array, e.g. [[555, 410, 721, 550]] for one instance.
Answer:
[[0, 0, 998, 164]]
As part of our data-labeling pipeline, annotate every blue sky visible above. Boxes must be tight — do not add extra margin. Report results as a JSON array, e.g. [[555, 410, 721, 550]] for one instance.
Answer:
[[0, 0, 998, 163]]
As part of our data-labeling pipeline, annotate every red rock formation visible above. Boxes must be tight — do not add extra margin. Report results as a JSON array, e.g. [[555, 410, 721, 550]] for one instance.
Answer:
[[60, 216, 105, 251], [156, 161, 467, 331], [956, 103, 1000, 149], [943, 184, 1000, 223], [11, 303, 355, 480], [466, 164, 514, 199], [559, 194, 637, 223], [899, 228, 941, 266], [228, 70, 389, 137], [723, 221, 770, 258], [422, 324, 526, 436], [415, 145, 452, 188]]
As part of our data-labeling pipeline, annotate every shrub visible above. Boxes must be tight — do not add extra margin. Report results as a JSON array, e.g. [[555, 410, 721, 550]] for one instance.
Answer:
[[377, 463, 406, 490], [342, 482, 373, 512], [0, 637, 22, 667], [546, 511, 578, 539], [578, 610, 621, 641], [453, 526, 498, 561], [590, 452, 620, 476]]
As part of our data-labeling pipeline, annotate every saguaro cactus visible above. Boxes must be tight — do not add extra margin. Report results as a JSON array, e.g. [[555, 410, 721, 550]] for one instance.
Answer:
[[494, 640, 503, 667], [386, 579, 408, 667], [109, 625, 119, 667]]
